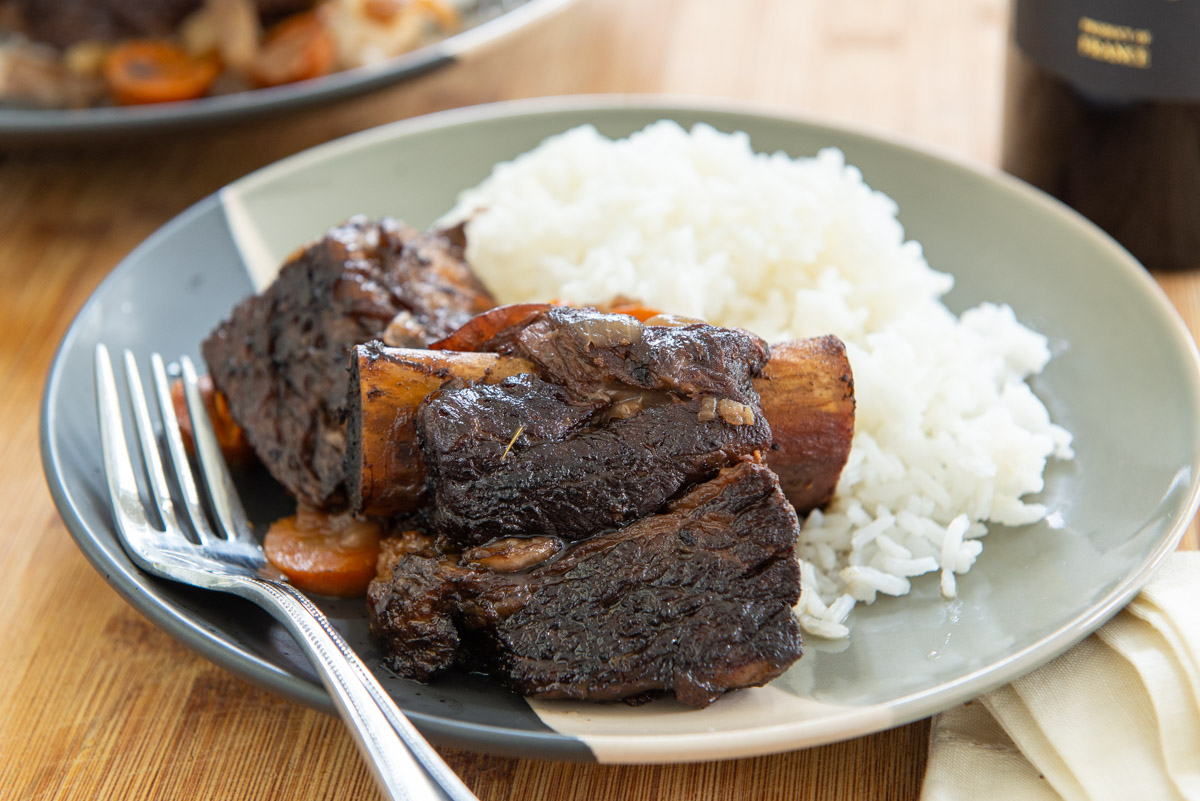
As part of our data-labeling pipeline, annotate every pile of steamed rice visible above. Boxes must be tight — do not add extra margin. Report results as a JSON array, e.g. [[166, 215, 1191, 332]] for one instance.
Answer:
[[441, 121, 1074, 639]]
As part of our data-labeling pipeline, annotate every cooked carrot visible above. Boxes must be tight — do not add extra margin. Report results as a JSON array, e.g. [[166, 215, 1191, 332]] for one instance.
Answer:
[[429, 303, 552, 351], [548, 298, 666, 322], [606, 303, 665, 322], [416, 0, 461, 30], [263, 508, 383, 597], [249, 11, 335, 87], [360, 0, 459, 28], [361, 0, 405, 22], [170, 376, 256, 469], [103, 40, 220, 105]]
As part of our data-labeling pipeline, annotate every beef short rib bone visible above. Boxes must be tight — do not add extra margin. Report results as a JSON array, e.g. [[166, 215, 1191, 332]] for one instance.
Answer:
[[367, 460, 804, 707], [347, 335, 854, 516], [202, 216, 494, 508], [344, 346, 532, 518], [756, 336, 856, 512]]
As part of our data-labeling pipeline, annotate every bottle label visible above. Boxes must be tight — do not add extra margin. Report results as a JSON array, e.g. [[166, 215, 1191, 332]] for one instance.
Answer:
[[1014, 0, 1200, 101]]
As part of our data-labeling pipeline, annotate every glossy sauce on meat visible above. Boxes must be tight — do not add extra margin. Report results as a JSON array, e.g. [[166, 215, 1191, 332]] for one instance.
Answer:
[[415, 307, 775, 549], [201, 216, 494, 508], [368, 461, 803, 707]]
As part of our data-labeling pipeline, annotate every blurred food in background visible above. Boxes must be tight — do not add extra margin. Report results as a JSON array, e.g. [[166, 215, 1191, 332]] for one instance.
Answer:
[[0, 0, 463, 107]]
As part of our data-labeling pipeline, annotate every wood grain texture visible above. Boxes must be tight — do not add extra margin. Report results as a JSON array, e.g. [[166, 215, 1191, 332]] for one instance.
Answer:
[[0, 0, 1194, 799]]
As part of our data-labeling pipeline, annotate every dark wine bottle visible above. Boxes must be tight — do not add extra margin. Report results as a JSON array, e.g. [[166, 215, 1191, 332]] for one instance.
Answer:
[[1001, 0, 1200, 272]]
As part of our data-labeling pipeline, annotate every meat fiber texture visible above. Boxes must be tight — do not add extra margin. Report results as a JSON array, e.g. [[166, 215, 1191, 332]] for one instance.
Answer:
[[367, 461, 803, 707], [415, 307, 773, 548], [482, 306, 770, 406], [202, 216, 494, 508]]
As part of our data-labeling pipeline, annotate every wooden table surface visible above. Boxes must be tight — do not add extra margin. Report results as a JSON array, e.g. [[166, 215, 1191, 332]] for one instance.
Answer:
[[2, 1, 1197, 799]]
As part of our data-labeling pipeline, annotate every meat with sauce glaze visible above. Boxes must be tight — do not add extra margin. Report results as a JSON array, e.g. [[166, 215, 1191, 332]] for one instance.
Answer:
[[12, 0, 320, 48], [367, 460, 804, 707], [415, 307, 775, 549], [201, 216, 494, 508]]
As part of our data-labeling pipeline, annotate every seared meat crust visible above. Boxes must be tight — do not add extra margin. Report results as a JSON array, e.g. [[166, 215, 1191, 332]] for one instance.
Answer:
[[368, 461, 803, 707], [202, 216, 494, 507]]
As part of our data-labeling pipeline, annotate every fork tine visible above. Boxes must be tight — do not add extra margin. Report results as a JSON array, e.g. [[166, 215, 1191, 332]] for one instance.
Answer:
[[95, 344, 152, 538], [123, 350, 182, 536], [149, 353, 219, 545], [180, 355, 257, 545]]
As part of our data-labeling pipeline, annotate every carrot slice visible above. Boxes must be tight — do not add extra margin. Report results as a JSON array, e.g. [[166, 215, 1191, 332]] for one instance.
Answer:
[[250, 11, 335, 87], [264, 508, 383, 597], [416, 0, 461, 30], [170, 375, 256, 469], [429, 303, 552, 351], [103, 40, 220, 105], [606, 303, 665, 322]]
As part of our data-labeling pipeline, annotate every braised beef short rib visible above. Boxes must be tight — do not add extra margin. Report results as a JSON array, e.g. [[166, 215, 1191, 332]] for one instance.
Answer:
[[414, 307, 774, 548], [201, 216, 494, 508], [419, 373, 773, 547], [368, 461, 804, 707], [468, 305, 771, 406]]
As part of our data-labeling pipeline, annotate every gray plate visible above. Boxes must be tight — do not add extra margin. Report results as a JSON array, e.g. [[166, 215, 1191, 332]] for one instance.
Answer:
[[0, 0, 575, 144], [40, 96, 1200, 763]]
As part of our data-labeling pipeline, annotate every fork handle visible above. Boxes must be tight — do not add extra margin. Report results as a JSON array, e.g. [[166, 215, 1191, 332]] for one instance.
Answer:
[[265, 579, 480, 800], [231, 577, 479, 801]]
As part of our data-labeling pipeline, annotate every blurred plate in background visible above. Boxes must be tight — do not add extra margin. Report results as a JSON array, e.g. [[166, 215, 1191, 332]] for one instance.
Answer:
[[0, 0, 576, 144]]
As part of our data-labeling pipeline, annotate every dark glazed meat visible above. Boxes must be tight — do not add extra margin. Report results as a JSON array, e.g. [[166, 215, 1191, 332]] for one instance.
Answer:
[[15, 0, 201, 47], [367, 461, 804, 707], [458, 305, 771, 405], [418, 374, 772, 547], [375, 221, 496, 349], [202, 216, 494, 508], [346, 331, 856, 517], [414, 308, 773, 548], [255, 0, 319, 23], [14, 0, 320, 48]]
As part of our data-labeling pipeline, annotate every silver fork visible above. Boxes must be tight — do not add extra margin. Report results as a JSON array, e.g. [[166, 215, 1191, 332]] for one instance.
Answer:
[[94, 344, 480, 801]]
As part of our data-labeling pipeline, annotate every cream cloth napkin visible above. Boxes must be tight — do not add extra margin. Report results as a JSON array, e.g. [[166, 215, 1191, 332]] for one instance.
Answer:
[[921, 551, 1200, 801]]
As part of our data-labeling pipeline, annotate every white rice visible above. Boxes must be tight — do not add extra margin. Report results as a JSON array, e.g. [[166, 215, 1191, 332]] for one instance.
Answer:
[[442, 121, 1074, 639]]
